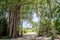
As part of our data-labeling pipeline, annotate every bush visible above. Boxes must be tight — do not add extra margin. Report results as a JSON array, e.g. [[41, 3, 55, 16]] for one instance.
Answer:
[[0, 16, 7, 38]]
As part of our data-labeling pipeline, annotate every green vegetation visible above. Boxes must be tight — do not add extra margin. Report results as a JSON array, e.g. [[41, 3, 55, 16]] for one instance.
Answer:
[[0, 0, 60, 39]]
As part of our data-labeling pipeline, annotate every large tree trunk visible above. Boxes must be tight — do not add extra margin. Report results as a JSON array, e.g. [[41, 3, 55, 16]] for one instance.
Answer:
[[8, 5, 19, 38]]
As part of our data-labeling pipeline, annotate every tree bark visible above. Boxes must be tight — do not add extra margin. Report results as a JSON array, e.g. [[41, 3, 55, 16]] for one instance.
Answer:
[[8, 5, 19, 38]]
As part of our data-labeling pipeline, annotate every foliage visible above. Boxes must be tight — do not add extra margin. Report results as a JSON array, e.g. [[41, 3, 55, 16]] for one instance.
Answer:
[[0, 14, 7, 38], [0, 0, 60, 39]]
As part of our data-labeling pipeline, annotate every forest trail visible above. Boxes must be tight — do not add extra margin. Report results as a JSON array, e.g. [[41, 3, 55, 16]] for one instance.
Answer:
[[24, 32, 37, 35], [0, 32, 60, 40]]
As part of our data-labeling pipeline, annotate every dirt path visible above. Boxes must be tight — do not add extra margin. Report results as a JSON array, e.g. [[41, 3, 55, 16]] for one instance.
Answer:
[[0, 32, 60, 40]]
